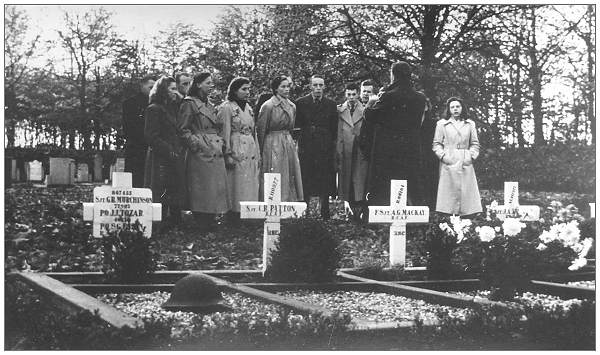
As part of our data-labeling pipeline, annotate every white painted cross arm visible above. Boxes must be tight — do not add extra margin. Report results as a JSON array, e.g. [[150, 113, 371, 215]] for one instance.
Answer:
[[486, 182, 540, 221], [83, 172, 162, 238]]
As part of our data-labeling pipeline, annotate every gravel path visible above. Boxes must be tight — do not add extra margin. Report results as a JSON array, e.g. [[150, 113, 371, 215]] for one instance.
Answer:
[[277, 290, 469, 323], [98, 291, 300, 339]]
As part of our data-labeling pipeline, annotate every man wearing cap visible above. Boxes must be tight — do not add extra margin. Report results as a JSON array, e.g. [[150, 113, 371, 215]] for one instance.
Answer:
[[360, 62, 427, 208]]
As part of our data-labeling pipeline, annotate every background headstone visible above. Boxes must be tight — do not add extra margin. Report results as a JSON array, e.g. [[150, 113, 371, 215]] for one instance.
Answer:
[[47, 157, 76, 185], [93, 153, 103, 182], [27, 160, 44, 182], [10, 159, 20, 182], [76, 162, 90, 183]]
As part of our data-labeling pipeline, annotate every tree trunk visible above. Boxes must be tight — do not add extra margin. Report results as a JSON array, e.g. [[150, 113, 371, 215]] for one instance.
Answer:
[[420, 5, 439, 103], [529, 8, 545, 146], [585, 5, 595, 144]]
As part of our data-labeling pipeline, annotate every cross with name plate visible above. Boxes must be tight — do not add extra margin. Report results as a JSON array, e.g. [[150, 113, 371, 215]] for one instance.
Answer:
[[368, 180, 429, 267], [83, 172, 162, 238], [486, 182, 540, 221], [240, 173, 307, 274]]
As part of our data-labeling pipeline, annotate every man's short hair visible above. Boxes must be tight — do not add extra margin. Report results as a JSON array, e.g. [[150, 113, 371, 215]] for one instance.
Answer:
[[360, 79, 374, 88], [175, 72, 191, 84], [310, 74, 325, 82], [141, 74, 158, 84], [345, 82, 359, 92]]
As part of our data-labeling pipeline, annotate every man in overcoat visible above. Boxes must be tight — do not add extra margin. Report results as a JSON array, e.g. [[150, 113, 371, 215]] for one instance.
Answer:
[[122, 74, 156, 187], [295, 75, 338, 219], [360, 62, 427, 208], [336, 83, 369, 221]]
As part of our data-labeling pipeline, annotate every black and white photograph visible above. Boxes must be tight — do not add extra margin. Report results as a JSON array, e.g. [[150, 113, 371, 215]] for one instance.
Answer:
[[4, 2, 596, 350]]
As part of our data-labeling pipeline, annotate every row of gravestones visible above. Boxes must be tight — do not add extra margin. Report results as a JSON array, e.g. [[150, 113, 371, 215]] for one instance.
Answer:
[[5, 155, 126, 186], [84, 172, 597, 276]]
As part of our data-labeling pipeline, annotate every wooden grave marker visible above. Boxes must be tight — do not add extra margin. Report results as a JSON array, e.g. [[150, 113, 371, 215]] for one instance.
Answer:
[[240, 173, 307, 274], [486, 182, 540, 221], [367, 180, 429, 267], [83, 172, 162, 238]]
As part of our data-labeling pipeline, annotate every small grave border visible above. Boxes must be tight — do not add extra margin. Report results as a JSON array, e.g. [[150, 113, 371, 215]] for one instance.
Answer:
[[9, 266, 595, 336]]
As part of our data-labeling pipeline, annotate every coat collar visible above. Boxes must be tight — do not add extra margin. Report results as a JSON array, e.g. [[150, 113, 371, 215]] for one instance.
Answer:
[[185, 96, 216, 124], [271, 95, 294, 119], [339, 101, 364, 126]]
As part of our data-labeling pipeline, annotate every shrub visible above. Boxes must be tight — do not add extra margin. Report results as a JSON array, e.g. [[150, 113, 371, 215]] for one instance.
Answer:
[[475, 143, 595, 194], [268, 219, 341, 283], [101, 221, 158, 283]]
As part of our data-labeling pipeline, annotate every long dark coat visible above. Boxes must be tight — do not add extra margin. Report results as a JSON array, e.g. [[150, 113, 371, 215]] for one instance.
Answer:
[[122, 92, 149, 187], [143, 102, 185, 210], [360, 81, 427, 206], [295, 95, 338, 197]]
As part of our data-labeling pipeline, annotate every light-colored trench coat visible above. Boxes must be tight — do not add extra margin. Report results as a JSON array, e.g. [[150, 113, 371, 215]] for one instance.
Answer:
[[336, 101, 369, 202], [178, 96, 230, 213], [257, 95, 303, 202], [432, 118, 482, 215], [219, 100, 260, 212]]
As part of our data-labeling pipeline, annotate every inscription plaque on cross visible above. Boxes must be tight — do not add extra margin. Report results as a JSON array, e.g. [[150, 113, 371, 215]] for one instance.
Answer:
[[83, 172, 162, 238], [368, 180, 429, 267], [240, 173, 307, 274], [486, 182, 540, 221]]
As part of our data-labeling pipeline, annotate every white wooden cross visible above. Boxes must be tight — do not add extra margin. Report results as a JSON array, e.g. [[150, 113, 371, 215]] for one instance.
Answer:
[[240, 173, 307, 274], [368, 180, 429, 267], [487, 182, 540, 221], [83, 172, 162, 238], [590, 203, 595, 219]]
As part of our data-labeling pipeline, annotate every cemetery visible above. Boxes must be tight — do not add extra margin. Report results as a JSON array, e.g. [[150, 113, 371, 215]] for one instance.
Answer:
[[4, 3, 596, 351], [5, 168, 596, 350]]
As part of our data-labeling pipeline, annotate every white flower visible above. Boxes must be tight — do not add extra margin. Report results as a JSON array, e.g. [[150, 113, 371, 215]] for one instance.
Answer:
[[559, 221, 581, 248], [502, 218, 526, 237], [568, 257, 588, 271], [449, 216, 472, 243], [439, 222, 453, 235], [490, 200, 499, 209], [476, 226, 496, 242], [536, 243, 547, 251], [539, 230, 557, 244], [577, 238, 594, 259], [494, 226, 501, 232]]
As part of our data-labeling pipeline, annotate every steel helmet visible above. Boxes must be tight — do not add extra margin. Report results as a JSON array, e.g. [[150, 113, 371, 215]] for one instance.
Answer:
[[162, 273, 231, 313]]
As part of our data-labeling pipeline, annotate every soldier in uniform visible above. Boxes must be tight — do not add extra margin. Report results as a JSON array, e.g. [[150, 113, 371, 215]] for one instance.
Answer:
[[360, 62, 427, 208], [122, 74, 156, 187], [295, 75, 338, 220]]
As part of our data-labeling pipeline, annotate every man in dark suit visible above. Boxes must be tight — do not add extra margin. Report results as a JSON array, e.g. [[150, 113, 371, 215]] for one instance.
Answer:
[[122, 74, 156, 188], [360, 62, 428, 208], [295, 75, 338, 219]]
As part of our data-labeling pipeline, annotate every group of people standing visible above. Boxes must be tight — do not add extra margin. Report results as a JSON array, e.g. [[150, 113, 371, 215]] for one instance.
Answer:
[[122, 61, 483, 231]]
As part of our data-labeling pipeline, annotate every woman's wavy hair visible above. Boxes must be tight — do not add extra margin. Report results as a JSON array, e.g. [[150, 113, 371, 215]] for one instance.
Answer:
[[227, 77, 251, 101], [149, 76, 175, 106], [444, 97, 468, 120]]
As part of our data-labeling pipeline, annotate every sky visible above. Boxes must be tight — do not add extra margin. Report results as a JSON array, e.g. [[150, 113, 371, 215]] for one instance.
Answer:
[[19, 4, 233, 43]]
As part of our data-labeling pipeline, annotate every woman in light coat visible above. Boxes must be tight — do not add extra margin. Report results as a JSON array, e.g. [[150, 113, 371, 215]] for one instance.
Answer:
[[219, 77, 260, 221], [432, 97, 482, 216], [256, 75, 303, 202], [178, 72, 230, 229]]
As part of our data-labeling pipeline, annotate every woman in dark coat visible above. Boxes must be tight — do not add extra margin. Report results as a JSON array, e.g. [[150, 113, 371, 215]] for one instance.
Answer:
[[144, 75, 184, 226]]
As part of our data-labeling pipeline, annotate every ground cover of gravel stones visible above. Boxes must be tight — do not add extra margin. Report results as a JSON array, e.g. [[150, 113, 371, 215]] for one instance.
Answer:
[[98, 291, 304, 340], [276, 290, 469, 323], [448, 290, 591, 311]]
